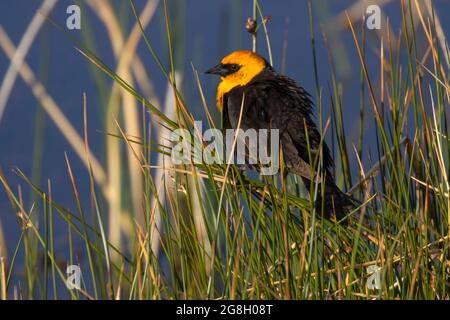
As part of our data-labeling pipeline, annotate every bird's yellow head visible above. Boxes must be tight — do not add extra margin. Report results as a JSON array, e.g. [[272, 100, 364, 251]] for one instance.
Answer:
[[206, 50, 268, 111]]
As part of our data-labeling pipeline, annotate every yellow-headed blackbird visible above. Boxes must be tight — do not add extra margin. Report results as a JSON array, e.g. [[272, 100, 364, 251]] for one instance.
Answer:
[[206, 50, 356, 220]]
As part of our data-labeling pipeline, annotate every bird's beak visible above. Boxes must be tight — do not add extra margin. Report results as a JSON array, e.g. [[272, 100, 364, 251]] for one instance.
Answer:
[[205, 63, 227, 76]]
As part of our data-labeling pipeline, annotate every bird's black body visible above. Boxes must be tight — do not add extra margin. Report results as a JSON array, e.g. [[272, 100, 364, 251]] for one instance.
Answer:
[[207, 51, 356, 220]]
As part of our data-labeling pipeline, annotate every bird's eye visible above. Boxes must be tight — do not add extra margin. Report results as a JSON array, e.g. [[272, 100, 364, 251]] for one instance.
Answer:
[[221, 63, 241, 76], [230, 64, 240, 72]]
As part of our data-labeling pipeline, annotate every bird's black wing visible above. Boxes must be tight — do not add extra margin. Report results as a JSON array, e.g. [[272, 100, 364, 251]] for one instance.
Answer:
[[224, 70, 334, 179]]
